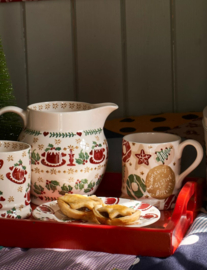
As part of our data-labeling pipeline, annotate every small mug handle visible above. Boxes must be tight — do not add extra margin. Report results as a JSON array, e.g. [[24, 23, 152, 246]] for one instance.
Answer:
[[176, 139, 203, 189], [0, 106, 27, 128]]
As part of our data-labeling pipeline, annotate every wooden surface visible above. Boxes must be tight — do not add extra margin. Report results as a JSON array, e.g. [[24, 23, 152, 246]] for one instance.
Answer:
[[0, 0, 207, 118]]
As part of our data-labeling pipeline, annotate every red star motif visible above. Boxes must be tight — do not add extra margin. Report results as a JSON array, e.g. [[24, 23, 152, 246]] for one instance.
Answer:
[[135, 149, 151, 166]]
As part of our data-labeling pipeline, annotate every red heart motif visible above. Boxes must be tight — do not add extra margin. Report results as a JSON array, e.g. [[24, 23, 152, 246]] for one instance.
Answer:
[[105, 198, 117, 204], [77, 132, 82, 137], [61, 153, 67, 157], [0, 160, 3, 169], [43, 132, 49, 136], [1, 213, 6, 217], [142, 213, 158, 219], [0, 196, 5, 201], [138, 203, 152, 211], [9, 166, 14, 171]]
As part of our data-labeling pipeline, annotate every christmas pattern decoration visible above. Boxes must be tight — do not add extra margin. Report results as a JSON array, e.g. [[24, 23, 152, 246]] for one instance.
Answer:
[[137, 203, 152, 211], [75, 149, 89, 165], [0, 190, 5, 209], [83, 128, 102, 136], [122, 140, 131, 163], [23, 128, 102, 138], [0, 159, 3, 169], [0, 141, 31, 219], [0, 207, 21, 219], [135, 149, 151, 166], [146, 165, 175, 200], [18, 114, 109, 205], [59, 183, 73, 195], [74, 179, 96, 193], [89, 141, 105, 164], [31, 149, 40, 165], [155, 147, 172, 164], [67, 149, 76, 166], [105, 197, 119, 204], [96, 174, 104, 186], [33, 182, 46, 196], [41, 144, 67, 167], [6, 159, 27, 184], [31, 173, 104, 201], [45, 180, 60, 193], [24, 129, 42, 136], [24, 183, 31, 206], [126, 174, 146, 199]]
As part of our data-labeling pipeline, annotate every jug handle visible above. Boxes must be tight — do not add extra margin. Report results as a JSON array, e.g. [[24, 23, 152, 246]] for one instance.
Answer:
[[0, 106, 27, 128]]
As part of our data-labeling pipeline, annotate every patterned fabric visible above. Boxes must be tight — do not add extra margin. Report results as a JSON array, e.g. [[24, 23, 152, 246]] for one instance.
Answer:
[[0, 248, 135, 270], [129, 213, 207, 270], [186, 213, 207, 235]]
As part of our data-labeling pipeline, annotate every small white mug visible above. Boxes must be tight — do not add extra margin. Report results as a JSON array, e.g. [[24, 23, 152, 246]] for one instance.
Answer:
[[0, 141, 31, 219], [122, 132, 203, 210]]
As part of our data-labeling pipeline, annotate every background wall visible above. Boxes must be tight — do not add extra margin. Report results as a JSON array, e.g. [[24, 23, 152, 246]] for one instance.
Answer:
[[0, 0, 207, 119]]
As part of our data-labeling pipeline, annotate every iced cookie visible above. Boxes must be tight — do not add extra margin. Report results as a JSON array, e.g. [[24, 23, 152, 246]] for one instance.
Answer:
[[145, 165, 175, 199]]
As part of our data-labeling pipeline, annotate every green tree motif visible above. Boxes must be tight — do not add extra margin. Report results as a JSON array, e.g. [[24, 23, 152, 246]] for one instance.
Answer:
[[0, 37, 22, 140]]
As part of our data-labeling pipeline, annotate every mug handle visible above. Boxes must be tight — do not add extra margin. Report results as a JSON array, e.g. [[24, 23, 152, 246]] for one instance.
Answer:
[[176, 139, 203, 189], [0, 106, 27, 128]]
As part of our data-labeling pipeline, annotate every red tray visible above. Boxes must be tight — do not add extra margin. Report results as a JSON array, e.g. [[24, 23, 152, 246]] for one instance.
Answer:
[[0, 173, 204, 257]]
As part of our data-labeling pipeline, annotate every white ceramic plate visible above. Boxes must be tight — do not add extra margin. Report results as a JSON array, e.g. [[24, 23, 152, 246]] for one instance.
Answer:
[[32, 197, 160, 227]]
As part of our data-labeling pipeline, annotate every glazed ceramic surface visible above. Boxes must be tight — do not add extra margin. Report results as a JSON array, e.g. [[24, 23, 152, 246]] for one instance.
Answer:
[[32, 196, 160, 227], [122, 132, 203, 210], [0, 141, 31, 219], [0, 101, 118, 205]]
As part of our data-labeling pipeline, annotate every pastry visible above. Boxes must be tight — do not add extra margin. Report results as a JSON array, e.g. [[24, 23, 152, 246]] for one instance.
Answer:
[[93, 204, 141, 225], [57, 194, 104, 221]]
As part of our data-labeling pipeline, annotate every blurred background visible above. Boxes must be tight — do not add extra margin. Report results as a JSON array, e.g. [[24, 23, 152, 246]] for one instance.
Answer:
[[1, 0, 207, 118]]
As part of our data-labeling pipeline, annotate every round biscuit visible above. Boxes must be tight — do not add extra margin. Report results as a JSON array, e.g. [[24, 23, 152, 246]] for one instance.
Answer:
[[145, 165, 175, 199]]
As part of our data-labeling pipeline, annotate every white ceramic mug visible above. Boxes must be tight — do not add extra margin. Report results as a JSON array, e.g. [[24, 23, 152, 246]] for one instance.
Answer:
[[122, 132, 203, 210], [0, 141, 31, 219]]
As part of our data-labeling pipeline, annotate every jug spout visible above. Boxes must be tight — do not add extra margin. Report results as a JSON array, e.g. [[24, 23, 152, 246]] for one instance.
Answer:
[[93, 102, 118, 115], [90, 103, 118, 128], [92, 102, 118, 124]]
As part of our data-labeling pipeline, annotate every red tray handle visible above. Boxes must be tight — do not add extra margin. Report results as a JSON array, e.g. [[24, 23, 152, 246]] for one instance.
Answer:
[[168, 181, 197, 227], [165, 180, 198, 248]]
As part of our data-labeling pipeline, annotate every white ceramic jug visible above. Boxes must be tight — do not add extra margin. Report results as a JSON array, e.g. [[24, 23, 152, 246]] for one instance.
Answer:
[[0, 101, 118, 205]]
